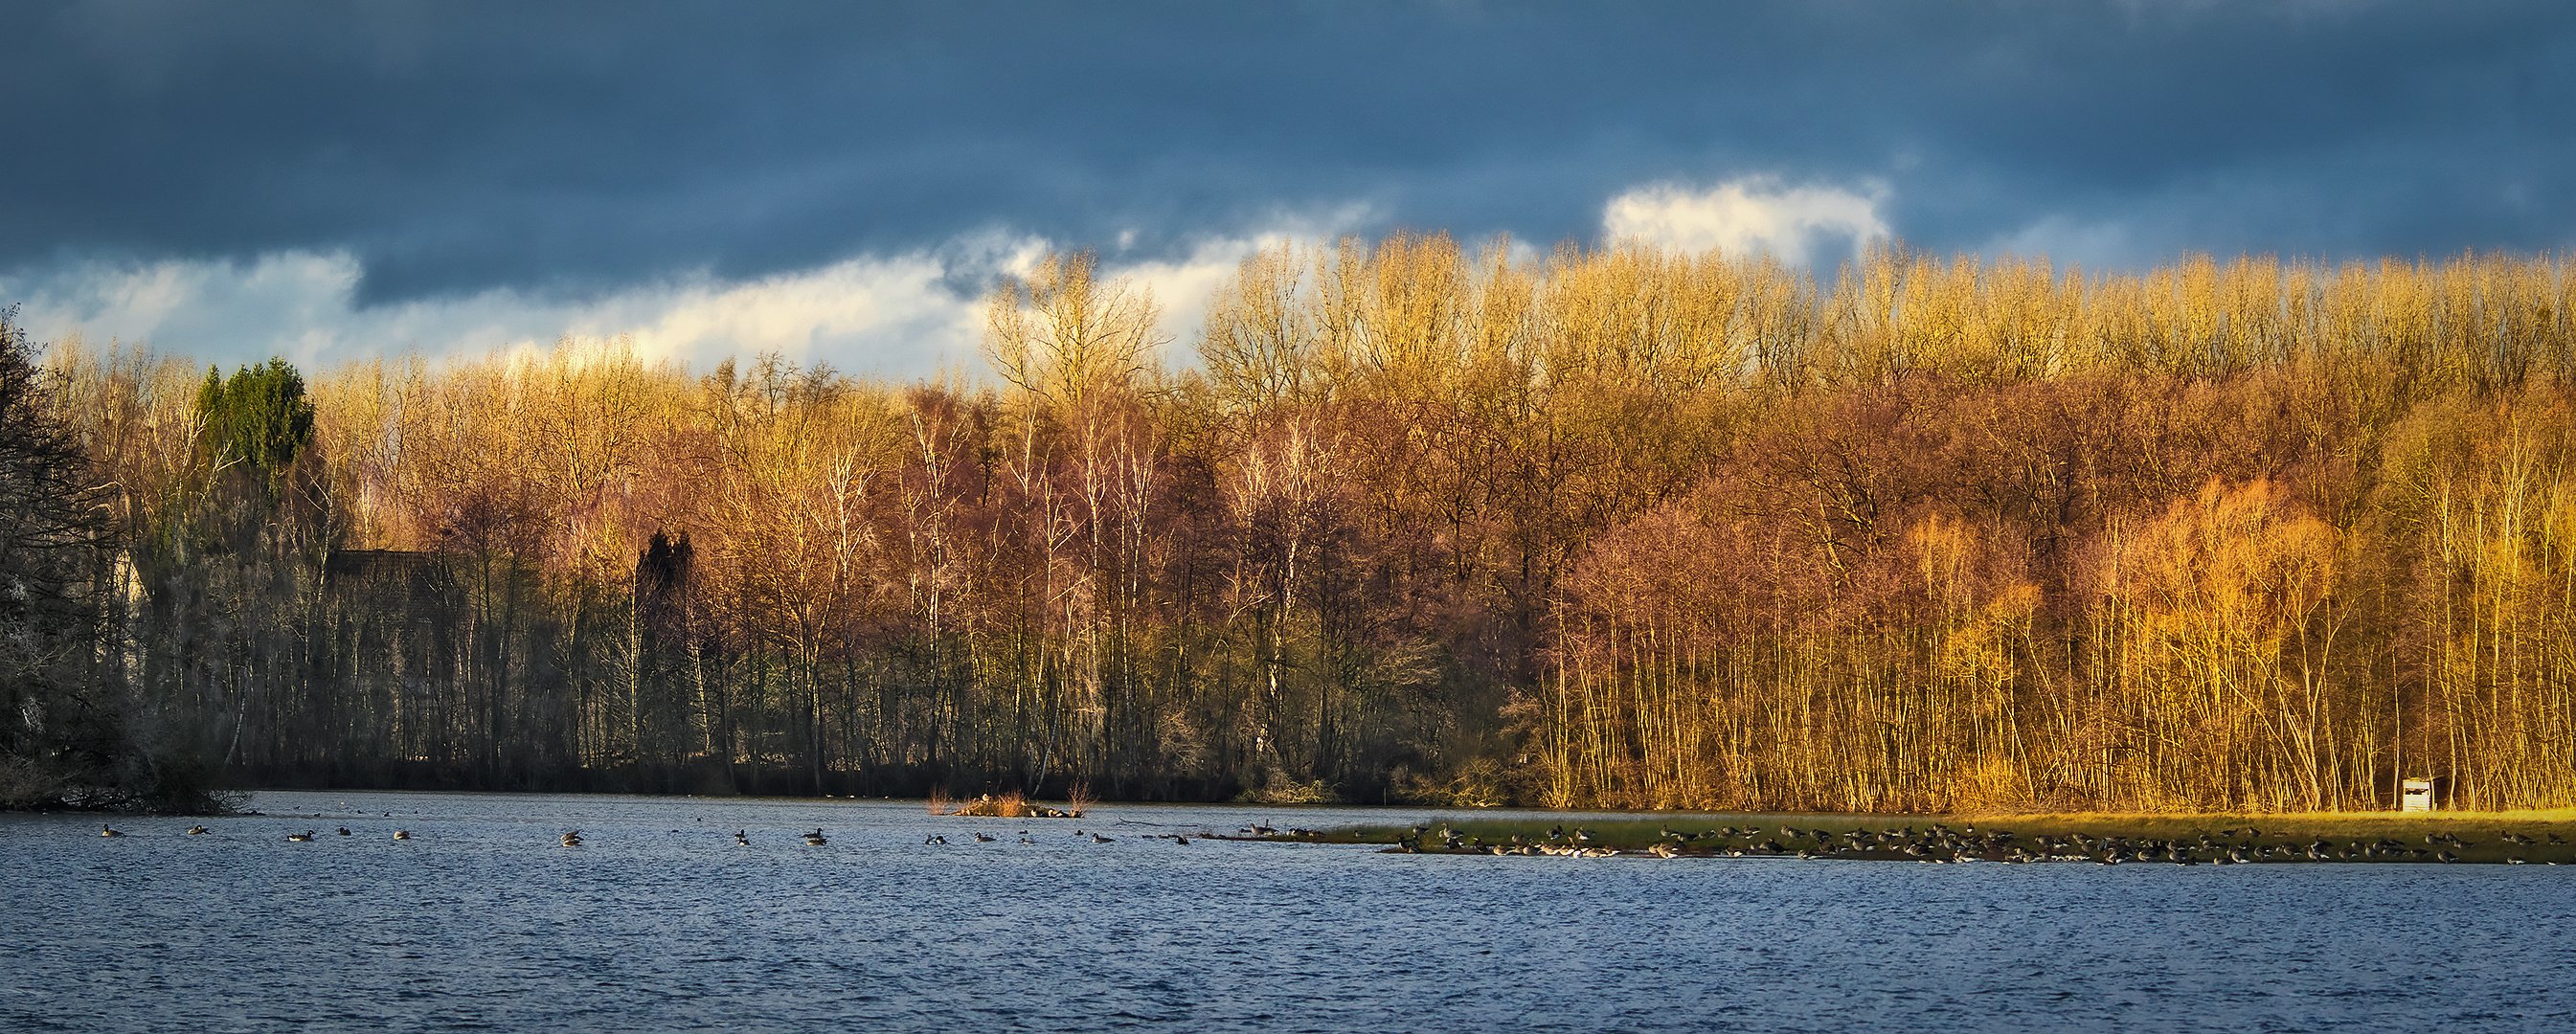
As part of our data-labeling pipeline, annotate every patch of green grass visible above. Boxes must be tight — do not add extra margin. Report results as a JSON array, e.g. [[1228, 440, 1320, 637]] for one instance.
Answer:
[[1280, 811, 2576, 865]]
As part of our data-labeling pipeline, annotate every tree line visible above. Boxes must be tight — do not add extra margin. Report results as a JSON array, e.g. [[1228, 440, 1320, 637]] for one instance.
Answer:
[[9, 239, 2576, 812]]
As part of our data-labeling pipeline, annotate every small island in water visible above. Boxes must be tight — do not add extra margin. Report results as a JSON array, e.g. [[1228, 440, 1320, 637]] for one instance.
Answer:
[[1267, 812, 2576, 865]]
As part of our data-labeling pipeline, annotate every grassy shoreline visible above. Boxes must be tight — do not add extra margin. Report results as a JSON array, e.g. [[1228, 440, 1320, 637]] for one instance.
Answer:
[[1263, 811, 2576, 865]]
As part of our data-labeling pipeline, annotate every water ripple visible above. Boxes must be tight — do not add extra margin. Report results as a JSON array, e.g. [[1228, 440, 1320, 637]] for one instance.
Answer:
[[5, 791, 2570, 1031]]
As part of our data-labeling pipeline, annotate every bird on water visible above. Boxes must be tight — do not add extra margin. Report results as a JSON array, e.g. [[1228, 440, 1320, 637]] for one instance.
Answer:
[[560, 830, 584, 847], [804, 829, 828, 846], [100, 824, 124, 838], [186, 825, 211, 836], [392, 830, 411, 841], [287, 831, 316, 843], [734, 829, 752, 846]]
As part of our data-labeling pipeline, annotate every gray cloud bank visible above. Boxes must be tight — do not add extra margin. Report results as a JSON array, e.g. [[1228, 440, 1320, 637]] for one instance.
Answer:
[[3, 1, 2570, 371]]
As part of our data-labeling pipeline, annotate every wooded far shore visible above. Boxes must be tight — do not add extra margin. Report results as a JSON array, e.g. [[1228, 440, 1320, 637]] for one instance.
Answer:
[[9, 238, 2576, 814]]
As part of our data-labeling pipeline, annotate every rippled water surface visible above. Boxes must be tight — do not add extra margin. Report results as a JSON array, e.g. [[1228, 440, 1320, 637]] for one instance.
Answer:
[[5, 791, 2570, 1031]]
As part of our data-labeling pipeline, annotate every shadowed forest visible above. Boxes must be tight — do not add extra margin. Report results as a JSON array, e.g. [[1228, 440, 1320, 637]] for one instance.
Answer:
[[11, 237, 2576, 813]]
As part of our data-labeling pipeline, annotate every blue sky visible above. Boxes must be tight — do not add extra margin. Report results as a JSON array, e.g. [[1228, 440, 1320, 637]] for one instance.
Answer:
[[4, 1, 2569, 374]]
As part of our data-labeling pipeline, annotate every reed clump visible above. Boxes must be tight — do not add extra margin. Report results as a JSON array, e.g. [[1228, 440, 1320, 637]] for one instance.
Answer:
[[930, 790, 1085, 819]]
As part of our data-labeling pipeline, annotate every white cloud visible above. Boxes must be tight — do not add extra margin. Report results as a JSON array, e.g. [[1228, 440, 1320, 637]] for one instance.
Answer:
[[2, 208, 1370, 378], [614, 253, 993, 374], [1601, 176, 1890, 265], [5, 249, 997, 376]]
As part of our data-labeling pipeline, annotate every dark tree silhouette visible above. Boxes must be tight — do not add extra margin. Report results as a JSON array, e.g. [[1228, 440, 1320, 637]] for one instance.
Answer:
[[0, 307, 155, 808]]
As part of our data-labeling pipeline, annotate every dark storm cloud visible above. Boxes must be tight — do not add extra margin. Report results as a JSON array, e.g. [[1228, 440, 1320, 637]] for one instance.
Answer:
[[2, 0, 2569, 304]]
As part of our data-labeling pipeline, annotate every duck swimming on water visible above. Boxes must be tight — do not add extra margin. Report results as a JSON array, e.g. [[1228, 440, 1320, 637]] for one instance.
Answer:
[[560, 830, 584, 847], [803, 829, 827, 846], [734, 829, 751, 846], [186, 825, 211, 836], [100, 824, 124, 838], [392, 830, 411, 841], [286, 831, 315, 843]]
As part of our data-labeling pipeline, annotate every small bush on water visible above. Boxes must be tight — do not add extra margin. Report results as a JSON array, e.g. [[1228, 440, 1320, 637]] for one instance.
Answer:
[[931, 788, 1087, 819], [1238, 774, 1337, 805], [950, 791, 1030, 818]]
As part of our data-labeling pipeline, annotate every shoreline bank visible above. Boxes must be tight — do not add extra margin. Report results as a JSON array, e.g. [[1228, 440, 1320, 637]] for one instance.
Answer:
[[1273, 812, 2576, 865]]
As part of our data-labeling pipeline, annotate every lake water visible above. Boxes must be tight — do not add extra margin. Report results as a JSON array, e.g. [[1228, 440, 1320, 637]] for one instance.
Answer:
[[3, 791, 2568, 1031]]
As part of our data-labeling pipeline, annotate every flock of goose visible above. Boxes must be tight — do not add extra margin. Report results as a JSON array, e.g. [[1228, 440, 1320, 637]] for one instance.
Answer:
[[1390, 822, 2576, 865], [89, 822, 1186, 849], [95, 817, 2568, 864], [100, 822, 414, 843]]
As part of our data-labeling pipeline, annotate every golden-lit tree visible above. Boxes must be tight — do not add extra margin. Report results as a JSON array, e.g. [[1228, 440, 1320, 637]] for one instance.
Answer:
[[31, 239, 2576, 811]]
